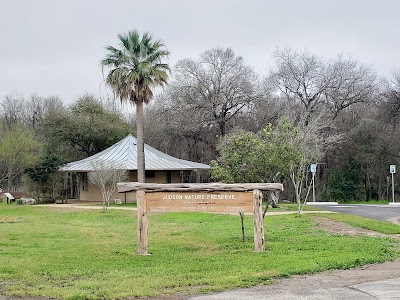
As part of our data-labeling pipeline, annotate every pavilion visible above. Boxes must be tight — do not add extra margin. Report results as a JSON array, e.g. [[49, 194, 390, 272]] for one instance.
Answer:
[[60, 134, 210, 202]]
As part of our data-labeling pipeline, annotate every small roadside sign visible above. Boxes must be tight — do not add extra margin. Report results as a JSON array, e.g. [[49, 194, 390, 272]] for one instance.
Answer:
[[4, 192, 15, 204], [4, 193, 14, 200], [310, 164, 317, 173], [390, 165, 396, 174]]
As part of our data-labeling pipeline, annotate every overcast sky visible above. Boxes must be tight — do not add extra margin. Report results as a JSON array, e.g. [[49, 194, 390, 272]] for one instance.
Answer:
[[1, 0, 399, 103]]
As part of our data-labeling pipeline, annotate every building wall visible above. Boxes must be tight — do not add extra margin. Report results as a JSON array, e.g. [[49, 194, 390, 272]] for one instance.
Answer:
[[78, 170, 181, 202]]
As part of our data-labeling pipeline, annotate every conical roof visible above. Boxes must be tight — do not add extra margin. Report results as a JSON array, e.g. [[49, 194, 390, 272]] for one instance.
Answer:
[[60, 135, 210, 172]]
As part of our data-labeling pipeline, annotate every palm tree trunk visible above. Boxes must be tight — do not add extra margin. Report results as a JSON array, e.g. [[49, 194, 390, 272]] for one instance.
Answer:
[[136, 100, 145, 183]]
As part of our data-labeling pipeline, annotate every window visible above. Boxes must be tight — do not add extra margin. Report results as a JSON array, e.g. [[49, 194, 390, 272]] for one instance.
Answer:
[[82, 173, 88, 191], [145, 171, 156, 178], [166, 171, 172, 183]]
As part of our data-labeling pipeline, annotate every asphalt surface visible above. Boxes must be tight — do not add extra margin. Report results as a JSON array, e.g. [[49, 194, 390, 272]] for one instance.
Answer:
[[187, 260, 400, 300], [312, 204, 400, 224]]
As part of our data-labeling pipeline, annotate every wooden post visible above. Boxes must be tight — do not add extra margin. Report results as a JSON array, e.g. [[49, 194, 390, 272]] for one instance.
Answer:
[[136, 190, 149, 255], [239, 211, 245, 242], [253, 189, 264, 252]]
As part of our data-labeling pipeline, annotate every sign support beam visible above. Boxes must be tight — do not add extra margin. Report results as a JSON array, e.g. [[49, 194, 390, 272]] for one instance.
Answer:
[[253, 189, 264, 252], [390, 165, 396, 203], [310, 164, 317, 202], [137, 190, 149, 255]]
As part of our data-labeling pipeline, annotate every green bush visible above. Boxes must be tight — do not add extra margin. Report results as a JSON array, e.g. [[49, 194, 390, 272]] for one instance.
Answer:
[[326, 159, 365, 202]]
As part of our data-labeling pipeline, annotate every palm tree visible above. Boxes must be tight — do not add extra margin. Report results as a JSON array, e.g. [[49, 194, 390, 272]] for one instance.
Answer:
[[101, 30, 170, 183]]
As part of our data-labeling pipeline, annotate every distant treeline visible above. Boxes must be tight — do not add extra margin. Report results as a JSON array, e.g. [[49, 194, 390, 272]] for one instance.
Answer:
[[1, 47, 399, 202]]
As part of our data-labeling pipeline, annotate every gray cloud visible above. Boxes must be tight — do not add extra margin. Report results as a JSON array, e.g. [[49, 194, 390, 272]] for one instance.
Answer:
[[1, 0, 399, 102]]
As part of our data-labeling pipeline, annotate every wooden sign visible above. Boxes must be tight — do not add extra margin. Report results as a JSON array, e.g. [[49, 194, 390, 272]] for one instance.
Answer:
[[117, 183, 285, 255], [146, 191, 253, 214]]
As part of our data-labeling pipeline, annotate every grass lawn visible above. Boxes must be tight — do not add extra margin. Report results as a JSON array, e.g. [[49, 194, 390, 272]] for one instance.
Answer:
[[274, 202, 322, 211], [0, 204, 399, 299]]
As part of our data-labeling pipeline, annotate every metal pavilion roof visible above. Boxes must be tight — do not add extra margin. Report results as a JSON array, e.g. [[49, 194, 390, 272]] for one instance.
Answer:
[[60, 134, 210, 172]]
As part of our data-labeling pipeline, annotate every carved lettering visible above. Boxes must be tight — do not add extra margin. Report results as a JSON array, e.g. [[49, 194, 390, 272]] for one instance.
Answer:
[[146, 192, 252, 214]]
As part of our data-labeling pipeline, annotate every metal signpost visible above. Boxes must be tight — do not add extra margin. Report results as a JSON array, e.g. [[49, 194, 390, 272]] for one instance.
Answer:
[[390, 165, 396, 203], [310, 163, 317, 202]]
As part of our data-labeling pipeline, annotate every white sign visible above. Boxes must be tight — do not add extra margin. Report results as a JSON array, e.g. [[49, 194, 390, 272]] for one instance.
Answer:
[[310, 164, 317, 173], [390, 165, 396, 174], [4, 193, 14, 200]]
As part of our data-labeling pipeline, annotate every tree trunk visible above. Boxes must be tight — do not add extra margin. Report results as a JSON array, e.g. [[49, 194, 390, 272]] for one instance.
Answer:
[[377, 175, 381, 201], [218, 119, 226, 137], [270, 191, 280, 208], [367, 175, 372, 201], [136, 100, 145, 183], [290, 172, 301, 216], [7, 167, 12, 192]]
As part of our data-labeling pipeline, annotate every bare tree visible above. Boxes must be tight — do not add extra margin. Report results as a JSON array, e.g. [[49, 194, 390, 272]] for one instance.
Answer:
[[324, 55, 378, 118], [1, 93, 65, 134], [144, 48, 259, 163], [381, 69, 400, 128], [88, 160, 128, 211], [22, 95, 65, 134], [173, 47, 259, 136], [0, 92, 25, 130], [269, 48, 331, 122], [269, 49, 378, 122], [286, 111, 343, 214], [241, 80, 286, 132]]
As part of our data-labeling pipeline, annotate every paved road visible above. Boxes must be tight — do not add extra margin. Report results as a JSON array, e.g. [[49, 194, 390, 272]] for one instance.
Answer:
[[187, 260, 400, 300], [313, 204, 400, 224]]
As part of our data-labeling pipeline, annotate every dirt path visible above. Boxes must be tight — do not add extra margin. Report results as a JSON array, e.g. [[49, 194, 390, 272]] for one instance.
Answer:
[[35, 203, 136, 210], [36, 203, 336, 216], [311, 215, 400, 238]]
